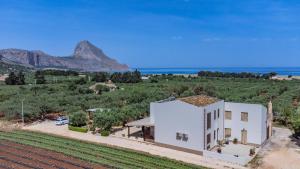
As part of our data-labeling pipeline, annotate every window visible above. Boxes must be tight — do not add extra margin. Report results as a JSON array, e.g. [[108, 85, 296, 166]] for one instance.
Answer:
[[207, 113, 211, 129], [225, 128, 231, 138], [214, 130, 216, 140], [207, 133, 211, 144], [241, 112, 248, 122], [225, 111, 232, 120], [176, 132, 182, 140], [182, 134, 188, 141], [214, 110, 216, 120], [217, 109, 220, 118], [177, 132, 188, 142]]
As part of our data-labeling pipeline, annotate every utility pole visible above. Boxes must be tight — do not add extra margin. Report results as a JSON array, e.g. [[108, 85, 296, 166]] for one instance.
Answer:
[[21, 98, 25, 126]]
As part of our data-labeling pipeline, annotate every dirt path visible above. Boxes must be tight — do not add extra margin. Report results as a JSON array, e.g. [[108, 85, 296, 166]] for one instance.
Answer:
[[256, 127, 300, 169]]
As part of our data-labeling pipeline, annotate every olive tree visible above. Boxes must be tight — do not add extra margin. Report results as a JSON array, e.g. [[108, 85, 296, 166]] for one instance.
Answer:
[[69, 111, 87, 127]]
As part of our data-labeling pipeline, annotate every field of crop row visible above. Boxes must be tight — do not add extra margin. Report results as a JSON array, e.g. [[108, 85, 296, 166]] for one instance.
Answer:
[[0, 130, 206, 169], [0, 140, 105, 169]]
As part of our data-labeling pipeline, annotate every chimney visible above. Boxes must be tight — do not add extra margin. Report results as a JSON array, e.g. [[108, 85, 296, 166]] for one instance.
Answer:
[[268, 100, 273, 138]]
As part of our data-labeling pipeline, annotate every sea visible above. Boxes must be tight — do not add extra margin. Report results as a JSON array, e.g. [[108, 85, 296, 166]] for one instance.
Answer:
[[135, 67, 300, 76]]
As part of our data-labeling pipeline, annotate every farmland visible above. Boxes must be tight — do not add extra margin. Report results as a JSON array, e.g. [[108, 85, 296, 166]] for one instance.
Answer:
[[0, 140, 105, 169], [0, 130, 206, 169], [0, 68, 300, 135]]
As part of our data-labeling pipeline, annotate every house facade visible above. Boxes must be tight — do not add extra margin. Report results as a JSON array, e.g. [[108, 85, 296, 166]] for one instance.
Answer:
[[224, 102, 268, 145], [150, 97, 224, 154], [127, 95, 272, 155]]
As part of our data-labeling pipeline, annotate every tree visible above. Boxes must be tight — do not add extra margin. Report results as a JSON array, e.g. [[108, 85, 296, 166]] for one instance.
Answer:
[[93, 72, 108, 82], [93, 110, 115, 131], [69, 111, 87, 127], [292, 117, 300, 137], [95, 84, 110, 94], [75, 78, 87, 85], [194, 85, 204, 95], [5, 71, 25, 85], [110, 70, 142, 83], [16, 71, 25, 85], [35, 71, 46, 84], [278, 106, 293, 126], [5, 72, 17, 85]]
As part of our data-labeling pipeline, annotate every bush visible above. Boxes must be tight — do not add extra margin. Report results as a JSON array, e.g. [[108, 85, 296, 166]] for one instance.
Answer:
[[100, 130, 110, 136], [75, 78, 87, 85], [217, 147, 222, 153], [92, 72, 108, 82], [5, 71, 25, 85], [95, 84, 110, 94], [69, 111, 87, 127], [68, 125, 88, 133], [35, 71, 46, 84], [233, 138, 238, 144]]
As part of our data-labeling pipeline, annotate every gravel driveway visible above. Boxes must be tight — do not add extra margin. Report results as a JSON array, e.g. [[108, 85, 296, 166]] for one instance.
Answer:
[[255, 127, 300, 169]]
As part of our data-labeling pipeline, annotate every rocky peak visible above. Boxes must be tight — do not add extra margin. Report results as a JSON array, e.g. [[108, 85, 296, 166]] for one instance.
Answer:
[[73, 40, 107, 60], [0, 40, 129, 71]]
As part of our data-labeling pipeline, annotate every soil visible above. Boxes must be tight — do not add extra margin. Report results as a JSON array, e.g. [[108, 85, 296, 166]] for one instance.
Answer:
[[0, 140, 106, 169], [254, 127, 300, 169]]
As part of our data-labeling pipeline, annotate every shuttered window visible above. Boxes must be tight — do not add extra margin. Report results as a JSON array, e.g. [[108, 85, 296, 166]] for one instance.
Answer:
[[214, 110, 216, 120], [225, 128, 231, 138], [225, 111, 232, 120], [207, 113, 211, 129], [241, 112, 248, 122], [207, 133, 211, 144]]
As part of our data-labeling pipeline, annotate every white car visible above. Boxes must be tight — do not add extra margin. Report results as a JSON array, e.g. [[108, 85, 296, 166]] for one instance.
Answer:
[[55, 116, 69, 125]]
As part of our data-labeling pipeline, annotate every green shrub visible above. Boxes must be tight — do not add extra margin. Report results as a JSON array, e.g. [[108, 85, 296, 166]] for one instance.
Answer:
[[100, 130, 110, 136], [95, 84, 110, 94], [93, 110, 114, 131], [68, 125, 88, 133], [69, 111, 87, 127], [233, 138, 238, 144]]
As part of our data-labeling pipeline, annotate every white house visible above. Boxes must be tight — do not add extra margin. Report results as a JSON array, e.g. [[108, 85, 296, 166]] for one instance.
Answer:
[[224, 102, 268, 145], [126, 95, 272, 155]]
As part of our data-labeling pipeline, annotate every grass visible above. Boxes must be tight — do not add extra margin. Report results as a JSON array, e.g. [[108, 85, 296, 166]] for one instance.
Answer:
[[0, 130, 207, 169], [68, 125, 88, 133]]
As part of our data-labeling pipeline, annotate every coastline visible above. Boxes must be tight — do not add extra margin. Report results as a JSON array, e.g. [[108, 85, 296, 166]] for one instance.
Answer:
[[136, 67, 300, 76]]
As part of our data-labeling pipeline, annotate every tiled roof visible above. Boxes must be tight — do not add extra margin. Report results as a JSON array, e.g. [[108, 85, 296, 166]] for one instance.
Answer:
[[179, 95, 220, 107]]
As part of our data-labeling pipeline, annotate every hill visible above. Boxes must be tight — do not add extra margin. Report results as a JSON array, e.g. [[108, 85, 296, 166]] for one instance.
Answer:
[[0, 41, 128, 72]]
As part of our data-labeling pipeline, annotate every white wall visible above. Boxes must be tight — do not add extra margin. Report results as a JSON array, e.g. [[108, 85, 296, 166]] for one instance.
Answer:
[[203, 100, 225, 149], [151, 100, 205, 151], [224, 102, 267, 145]]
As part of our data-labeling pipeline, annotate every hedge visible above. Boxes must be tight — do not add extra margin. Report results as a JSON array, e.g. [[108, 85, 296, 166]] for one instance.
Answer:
[[68, 125, 88, 133], [100, 130, 110, 136]]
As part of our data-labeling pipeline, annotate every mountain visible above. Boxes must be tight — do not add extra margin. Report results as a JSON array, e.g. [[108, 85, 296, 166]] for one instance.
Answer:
[[0, 41, 129, 72]]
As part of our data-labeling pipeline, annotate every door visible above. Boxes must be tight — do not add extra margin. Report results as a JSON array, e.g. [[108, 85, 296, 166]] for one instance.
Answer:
[[241, 129, 247, 144], [217, 128, 219, 141]]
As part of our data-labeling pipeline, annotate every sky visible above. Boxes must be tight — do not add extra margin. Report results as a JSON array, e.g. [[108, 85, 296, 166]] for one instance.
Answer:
[[0, 0, 300, 68]]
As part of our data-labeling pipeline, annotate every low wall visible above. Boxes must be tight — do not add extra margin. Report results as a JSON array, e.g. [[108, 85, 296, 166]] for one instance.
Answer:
[[203, 150, 250, 166]]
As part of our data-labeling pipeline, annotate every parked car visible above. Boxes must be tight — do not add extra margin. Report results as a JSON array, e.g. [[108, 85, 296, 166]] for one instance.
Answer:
[[55, 116, 69, 125]]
